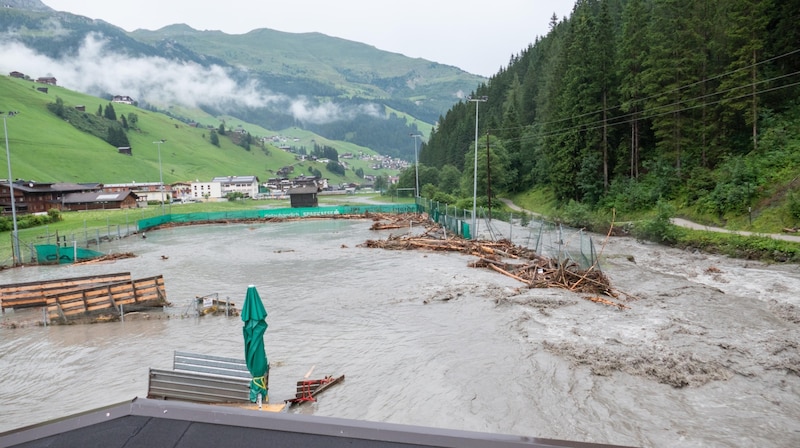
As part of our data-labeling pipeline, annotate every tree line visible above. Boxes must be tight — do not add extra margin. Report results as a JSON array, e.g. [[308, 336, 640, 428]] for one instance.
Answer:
[[419, 0, 800, 219]]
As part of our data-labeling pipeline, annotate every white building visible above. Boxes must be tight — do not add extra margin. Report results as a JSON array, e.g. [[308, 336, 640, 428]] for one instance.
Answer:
[[190, 181, 222, 200], [213, 176, 260, 198], [190, 176, 260, 200]]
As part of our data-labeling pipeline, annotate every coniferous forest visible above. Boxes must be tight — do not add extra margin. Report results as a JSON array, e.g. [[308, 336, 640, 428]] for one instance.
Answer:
[[418, 0, 800, 224]]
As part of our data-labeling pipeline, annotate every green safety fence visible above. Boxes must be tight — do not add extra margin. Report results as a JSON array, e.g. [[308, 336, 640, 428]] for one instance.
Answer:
[[419, 200, 472, 239], [137, 204, 421, 232], [34, 244, 106, 265]]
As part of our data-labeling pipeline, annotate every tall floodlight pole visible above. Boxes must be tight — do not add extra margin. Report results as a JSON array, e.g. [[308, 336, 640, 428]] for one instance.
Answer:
[[467, 96, 487, 239], [152, 140, 166, 214], [409, 134, 422, 198], [3, 114, 21, 265]]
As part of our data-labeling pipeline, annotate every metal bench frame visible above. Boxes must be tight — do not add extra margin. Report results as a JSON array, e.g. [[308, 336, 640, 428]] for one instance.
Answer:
[[147, 351, 262, 404]]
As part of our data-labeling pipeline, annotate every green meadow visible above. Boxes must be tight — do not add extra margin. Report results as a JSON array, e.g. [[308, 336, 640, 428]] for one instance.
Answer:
[[0, 76, 396, 186]]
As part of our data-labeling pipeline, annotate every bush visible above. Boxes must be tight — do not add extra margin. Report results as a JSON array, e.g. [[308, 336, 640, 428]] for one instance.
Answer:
[[47, 208, 62, 222], [631, 200, 680, 244]]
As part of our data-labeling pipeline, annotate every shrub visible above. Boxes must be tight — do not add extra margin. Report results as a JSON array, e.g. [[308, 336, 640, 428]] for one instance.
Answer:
[[631, 200, 679, 244]]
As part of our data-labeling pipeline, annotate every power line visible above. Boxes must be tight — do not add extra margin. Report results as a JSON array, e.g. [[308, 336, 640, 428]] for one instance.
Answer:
[[484, 50, 800, 142], [490, 47, 800, 136]]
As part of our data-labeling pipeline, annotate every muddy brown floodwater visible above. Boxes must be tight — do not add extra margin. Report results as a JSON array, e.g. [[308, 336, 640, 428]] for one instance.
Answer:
[[0, 218, 799, 448]]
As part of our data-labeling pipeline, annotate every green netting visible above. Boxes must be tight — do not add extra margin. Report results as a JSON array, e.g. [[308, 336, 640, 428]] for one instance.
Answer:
[[35, 244, 106, 264], [137, 204, 420, 232]]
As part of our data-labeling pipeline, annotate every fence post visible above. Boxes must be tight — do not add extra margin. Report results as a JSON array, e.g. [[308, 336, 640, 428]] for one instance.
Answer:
[[510, 212, 513, 242]]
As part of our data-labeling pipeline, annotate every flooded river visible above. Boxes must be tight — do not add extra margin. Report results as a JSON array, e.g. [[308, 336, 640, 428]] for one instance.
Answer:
[[1, 218, 799, 447]]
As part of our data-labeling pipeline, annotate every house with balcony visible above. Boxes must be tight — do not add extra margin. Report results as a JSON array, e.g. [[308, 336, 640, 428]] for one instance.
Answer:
[[0, 181, 102, 215]]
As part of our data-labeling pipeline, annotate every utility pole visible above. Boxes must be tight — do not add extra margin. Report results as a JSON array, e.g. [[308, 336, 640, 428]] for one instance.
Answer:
[[409, 134, 422, 199], [152, 140, 166, 214], [486, 130, 491, 221], [467, 95, 487, 239], [3, 113, 21, 265]]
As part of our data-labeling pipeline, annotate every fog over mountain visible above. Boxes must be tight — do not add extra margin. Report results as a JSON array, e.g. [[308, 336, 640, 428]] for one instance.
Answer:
[[1, 0, 486, 156]]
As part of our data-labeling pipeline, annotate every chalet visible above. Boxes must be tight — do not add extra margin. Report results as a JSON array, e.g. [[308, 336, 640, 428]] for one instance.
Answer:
[[118, 146, 132, 156], [75, 105, 86, 112], [170, 181, 192, 202], [112, 95, 135, 104], [9, 71, 25, 79], [277, 166, 295, 176], [61, 191, 139, 211], [288, 185, 319, 208], [36, 77, 57, 85], [0, 181, 102, 215]]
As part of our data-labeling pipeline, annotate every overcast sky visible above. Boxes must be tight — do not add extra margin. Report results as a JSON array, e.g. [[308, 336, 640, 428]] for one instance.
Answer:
[[41, 0, 575, 77]]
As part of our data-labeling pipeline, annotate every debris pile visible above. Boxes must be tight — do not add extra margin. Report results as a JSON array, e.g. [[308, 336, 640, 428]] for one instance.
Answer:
[[361, 221, 632, 309]]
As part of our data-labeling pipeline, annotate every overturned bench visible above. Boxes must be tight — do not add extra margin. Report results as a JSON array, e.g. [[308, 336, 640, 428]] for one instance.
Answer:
[[147, 351, 266, 404]]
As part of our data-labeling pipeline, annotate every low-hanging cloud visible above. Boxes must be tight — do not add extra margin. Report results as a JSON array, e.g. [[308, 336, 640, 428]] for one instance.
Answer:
[[0, 33, 382, 125]]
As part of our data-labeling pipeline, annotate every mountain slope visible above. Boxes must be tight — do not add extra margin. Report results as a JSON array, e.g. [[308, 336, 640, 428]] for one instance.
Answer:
[[0, 1, 486, 160], [0, 76, 390, 184]]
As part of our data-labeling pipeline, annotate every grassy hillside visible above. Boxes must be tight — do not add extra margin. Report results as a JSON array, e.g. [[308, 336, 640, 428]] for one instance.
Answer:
[[0, 76, 397, 184]]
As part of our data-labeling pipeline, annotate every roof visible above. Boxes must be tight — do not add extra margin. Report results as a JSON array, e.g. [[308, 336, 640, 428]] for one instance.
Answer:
[[1, 181, 101, 193], [0, 397, 631, 448], [211, 176, 259, 184], [288, 186, 319, 195], [62, 191, 137, 204]]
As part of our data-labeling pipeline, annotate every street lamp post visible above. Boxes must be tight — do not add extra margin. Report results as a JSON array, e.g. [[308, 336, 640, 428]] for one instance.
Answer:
[[152, 140, 166, 214], [467, 95, 487, 239], [3, 114, 21, 265], [409, 134, 422, 198]]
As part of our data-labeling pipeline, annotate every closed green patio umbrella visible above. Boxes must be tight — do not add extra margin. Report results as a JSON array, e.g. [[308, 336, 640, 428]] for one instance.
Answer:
[[241, 285, 268, 403]]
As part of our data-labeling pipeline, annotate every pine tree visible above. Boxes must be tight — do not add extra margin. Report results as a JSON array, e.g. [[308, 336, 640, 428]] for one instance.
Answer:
[[500, 75, 523, 191], [720, 0, 773, 153], [618, 0, 648, 178], [595, 0, 616, 192], [103, 103, 117, 121], [642, 0, 705, 178]]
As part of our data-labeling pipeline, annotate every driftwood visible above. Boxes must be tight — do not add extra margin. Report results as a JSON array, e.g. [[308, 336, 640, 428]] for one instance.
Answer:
[[360, 218, 629, 307], [368, 212, 430, 231], [72, 252, 137, 265]]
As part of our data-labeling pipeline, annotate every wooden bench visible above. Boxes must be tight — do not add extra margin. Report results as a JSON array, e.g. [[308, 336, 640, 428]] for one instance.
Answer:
[[46, 275, 168, 323], [0, 272, 132, 311], [147, 351, 266, 404]]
